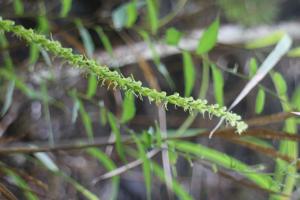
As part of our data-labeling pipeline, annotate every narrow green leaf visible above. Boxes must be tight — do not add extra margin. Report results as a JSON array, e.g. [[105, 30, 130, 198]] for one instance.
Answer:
[[61, 173, 99, 200], [126, 1, 138, 28], [4, 168, 38, 200], [271, 72, 287, 96], [0, 69, 38, 98], [249, 57, 258, 78], [75, 19, 95, 58], [291, 86, 300, 110], [87, 148, 119, 200], [199, 59, 210, 99], [151, 162, 193, 200], [95, 26, 114, 57], [0, 34, 13, 69], [108, 112, 126, 162], [196, 17, 220, 55], [37, 15, 49, 33], [29, 44, 40, 66], [86, 74, 97, 98], [182, 51, 195, 97], [255, 87, 265, 114], [131, 133, 151, 200], [211, 64, 224, 106], [170, 141, 280, 192], [60, 0, 72, 18], [146, 0, 159, 34], [78, 99, 94, 142], [121, 92, 136, 123], [1, 79, 15, 117], [287, 47, 300, 57], [13, 0, 24, 16], [245, 31, 284, 49], [165, 28, 182, 46]]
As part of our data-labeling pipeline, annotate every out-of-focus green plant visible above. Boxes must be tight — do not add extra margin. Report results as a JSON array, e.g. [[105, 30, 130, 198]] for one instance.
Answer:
[[217, 0, 280, 26]]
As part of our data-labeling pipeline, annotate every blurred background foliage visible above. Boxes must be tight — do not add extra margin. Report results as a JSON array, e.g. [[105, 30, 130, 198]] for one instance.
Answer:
[[0, 0, 300, 200]]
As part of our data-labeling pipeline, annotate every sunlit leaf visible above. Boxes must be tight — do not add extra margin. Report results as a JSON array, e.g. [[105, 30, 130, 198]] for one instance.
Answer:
[[196, 17, 219, 55], [146, 0, 159, 34], [211, 64, 224, 106], [121, 92, 136, 123], [75, 19, 95, 58], [165, 28, 182, 46], [108, 112, 126, 162], [245, 31, 284, 49], [182, 51, 195, 97], [60, 0, 72, 18], [255, 87, 265, 114]]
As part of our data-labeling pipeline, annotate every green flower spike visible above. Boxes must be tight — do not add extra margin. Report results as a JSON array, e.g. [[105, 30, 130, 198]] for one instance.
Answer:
[[0, 18, 248, 134]]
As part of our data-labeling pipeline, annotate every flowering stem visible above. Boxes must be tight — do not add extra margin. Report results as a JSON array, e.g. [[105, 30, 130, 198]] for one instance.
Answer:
[[0, 18, 247, 133]]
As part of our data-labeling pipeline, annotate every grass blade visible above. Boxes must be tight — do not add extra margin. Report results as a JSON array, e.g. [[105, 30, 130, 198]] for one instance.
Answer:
[[86, 74, 98, 98], [211, 64, 224, 106], [60, 0, 72, 18], [87, 148, 119, 200], [121, 92, 136, 124], [1, 79, 15, 117], [151, 161, 193, 200], [107, 112, 126, 162], [255, 87, 266, 114], [75, 19, 95, 58], [171, 140, 280, 192], [146, 0, 158, 34], [182, 51, 195, 97], [131, 133, 152, 200], [196, 17, 219, 55]]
